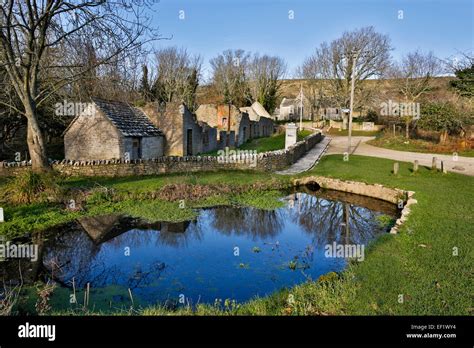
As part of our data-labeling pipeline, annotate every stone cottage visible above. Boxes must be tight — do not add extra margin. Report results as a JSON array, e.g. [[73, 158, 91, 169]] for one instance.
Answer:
[[277, 91, 313, 121], [195, 104, 251, 146], [323, 107, 344, 120], [150, 102, 217, 156], [64, 98, 164, 160], [239, 101, 274, 138]]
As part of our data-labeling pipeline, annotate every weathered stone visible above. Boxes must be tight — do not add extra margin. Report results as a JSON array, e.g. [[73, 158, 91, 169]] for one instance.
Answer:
[[413, 160, 419, 173]]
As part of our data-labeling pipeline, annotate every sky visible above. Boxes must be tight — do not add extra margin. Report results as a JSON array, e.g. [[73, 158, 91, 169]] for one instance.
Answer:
[[146, 0, 473, 80]]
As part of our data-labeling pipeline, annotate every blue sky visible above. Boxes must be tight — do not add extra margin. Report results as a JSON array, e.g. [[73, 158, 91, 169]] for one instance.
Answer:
[[147, 0, 473, 80]]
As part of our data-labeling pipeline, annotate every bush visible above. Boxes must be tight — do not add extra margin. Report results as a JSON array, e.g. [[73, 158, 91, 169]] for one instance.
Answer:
[[417, 102, 463, 134], [365, 109, 379, 123], [2, 170, 63, 204]]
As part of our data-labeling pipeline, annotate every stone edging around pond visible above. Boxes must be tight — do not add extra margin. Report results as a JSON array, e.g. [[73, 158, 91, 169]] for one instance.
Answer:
[[294, 176, 417, 234]]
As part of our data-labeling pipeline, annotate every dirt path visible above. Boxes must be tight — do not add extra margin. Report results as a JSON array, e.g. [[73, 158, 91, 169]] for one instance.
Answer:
[[326, 136, 474, 176]]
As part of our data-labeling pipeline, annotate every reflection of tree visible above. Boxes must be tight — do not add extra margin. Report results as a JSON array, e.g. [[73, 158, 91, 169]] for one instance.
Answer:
[[42, 224, 105, 287], [287, 192, 386, 246], [207, 207, 284, 240], [42, 227, 168, 289]]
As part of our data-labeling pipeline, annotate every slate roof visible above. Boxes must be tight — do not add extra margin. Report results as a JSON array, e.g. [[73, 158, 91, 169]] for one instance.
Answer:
[[240, 102, 272, 121], [239, 106, 258, 120], [92, 98, 162, 137], [250, 101, 272, 118]]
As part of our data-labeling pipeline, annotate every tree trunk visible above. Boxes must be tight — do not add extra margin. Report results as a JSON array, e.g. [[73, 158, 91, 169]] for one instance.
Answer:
[[405, 119, 410, 139], [25, 103, 50, 172]]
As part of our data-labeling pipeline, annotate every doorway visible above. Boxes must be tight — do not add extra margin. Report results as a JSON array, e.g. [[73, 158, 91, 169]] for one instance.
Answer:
[[131, 137, 142, 159], [186, 129, 193, 156]]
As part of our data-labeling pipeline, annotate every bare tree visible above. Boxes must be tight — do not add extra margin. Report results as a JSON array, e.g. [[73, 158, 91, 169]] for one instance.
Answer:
[[152, 46, 202, 110], [313, 26, 392, 110], [296, 56, 330, 121], [0, 63, 24, 156], [209, 49, 252, 107], [391, 50, 442, 138], [248, 54, 286, 113], [0, 0, 159, 171]]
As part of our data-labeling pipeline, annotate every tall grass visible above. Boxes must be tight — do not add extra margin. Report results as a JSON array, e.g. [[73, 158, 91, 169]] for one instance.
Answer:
[[1, 170, 63, 204]]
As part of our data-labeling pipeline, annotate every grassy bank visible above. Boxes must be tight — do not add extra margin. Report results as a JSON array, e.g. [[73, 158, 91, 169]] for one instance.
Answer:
[[0, 171, 291, 239]]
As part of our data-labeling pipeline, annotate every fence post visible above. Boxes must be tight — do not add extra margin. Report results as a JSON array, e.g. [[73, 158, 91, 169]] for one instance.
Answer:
[[413, 160, 419, 173], [441, 161, 448, 174], [393, 162, 399, 175], [432, 157, 437, 171]]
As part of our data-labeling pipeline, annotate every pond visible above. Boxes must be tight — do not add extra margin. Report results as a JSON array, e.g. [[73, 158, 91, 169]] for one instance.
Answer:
[[1, 187, 398, 312]]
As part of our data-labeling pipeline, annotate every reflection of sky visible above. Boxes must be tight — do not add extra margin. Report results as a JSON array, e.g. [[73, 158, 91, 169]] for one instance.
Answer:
[[40, 192, 393, 307]]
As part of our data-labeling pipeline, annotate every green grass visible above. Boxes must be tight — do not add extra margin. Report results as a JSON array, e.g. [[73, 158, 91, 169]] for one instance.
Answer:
[[367, 135, 474, 157], [63, 170, 280, 191], [203, 130, 313, 155], [238, 130, 312, 152], [0, 170, 291, 239]]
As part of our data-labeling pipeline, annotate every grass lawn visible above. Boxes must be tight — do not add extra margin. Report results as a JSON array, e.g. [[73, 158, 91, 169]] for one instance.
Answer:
[[238, 130, 312, 152], [367, 135, 474, 157], [2, 155, 472, 316], [202, 130, 313, 155]]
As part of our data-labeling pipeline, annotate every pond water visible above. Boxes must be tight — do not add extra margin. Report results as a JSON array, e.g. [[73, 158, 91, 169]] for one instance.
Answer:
[[1, 187, 398, 311]]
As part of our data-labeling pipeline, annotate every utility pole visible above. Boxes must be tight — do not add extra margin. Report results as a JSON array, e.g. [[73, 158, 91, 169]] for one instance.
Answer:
[[227, 103, 231, 147], [299, 83, 303, 131], [347, 50, 359, 155]]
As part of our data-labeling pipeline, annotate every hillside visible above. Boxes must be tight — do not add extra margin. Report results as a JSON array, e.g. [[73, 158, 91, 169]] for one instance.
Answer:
[[196, 77, 457, 111]]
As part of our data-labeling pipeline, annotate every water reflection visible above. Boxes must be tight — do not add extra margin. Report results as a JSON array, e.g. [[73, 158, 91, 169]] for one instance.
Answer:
[[207, 207, 284, 239], [1, 189, 398, 309]]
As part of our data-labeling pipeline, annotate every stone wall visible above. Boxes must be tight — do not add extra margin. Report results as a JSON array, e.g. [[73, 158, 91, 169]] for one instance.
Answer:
[[294, 175, 417, 234], [236, 113, 251, 146], [155, 102, 184, 156], [141, 136, 165, 159], [153, 103, 218, 156], [64, 108, 123, 160], [0, 133, 323, 177]]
